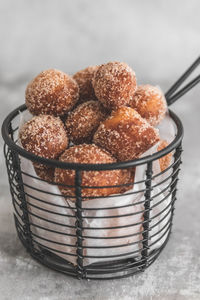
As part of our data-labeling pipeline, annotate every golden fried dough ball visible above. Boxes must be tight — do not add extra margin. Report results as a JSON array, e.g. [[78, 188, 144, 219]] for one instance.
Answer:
[[34, 166, 55, 183], [157, 140, 172, 172], [25, 69, 79, 116], [73, 66, 98, 104], [92, 62, 137, 110], [65, 101, 108, 144], [19, 115, 68, 161], [93, 106, 160, 161], [129, 84, 167, 126], [54, 144, 133, 199]]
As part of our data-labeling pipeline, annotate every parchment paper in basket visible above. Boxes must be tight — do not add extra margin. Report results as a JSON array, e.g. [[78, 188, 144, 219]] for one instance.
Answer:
[[18, 110, 176, 266], [19, 156, 143, 267]]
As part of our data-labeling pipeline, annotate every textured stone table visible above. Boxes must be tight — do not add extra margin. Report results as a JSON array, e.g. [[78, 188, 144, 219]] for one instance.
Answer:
[[0, 0, 200, 299]]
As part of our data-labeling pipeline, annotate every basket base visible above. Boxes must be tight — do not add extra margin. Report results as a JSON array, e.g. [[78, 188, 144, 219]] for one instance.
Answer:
[[15, 214, 171, 280]]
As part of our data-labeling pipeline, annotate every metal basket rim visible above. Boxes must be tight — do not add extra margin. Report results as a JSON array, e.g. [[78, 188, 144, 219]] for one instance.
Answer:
[[1, 104, 184, 171]]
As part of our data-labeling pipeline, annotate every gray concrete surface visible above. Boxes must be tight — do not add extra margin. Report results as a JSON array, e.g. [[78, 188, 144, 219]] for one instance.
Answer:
[[0, 0, 200, 299]]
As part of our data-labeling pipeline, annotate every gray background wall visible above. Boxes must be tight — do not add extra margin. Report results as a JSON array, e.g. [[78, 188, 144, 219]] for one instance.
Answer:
[[0, 1, 200, 299], [1, 0, 200, 81]]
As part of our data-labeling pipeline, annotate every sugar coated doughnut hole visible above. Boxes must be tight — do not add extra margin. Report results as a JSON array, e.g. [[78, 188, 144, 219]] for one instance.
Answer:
[[73, 66, 98, 104], [157, 140, 172, 172], [65, 100, 108, 144], [54, 144, 134, 199], [93, 106, 160, 162], [35, 166, 55, 183], [19, 115, 68, 161], [129, 84, 167, 126], [92, 62, 137, 110], [25, 69, 79, 116]]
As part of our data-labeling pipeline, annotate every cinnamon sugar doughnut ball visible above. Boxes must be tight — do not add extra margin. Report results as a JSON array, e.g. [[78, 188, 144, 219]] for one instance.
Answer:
[[35, 166, 55, 183], [92, 62, 137, 110], [65, 101, 108, 144], [19, 115, 68, 162], [129, 84, 167, 126], [73, 66, 98, 104], [54, 144, 133, 199], [93, 106, 160, 162], [25, 69, 79, 116], [157, 140, 172, 172]]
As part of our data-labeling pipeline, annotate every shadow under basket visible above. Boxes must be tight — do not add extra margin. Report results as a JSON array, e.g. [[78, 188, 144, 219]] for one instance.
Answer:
[[2, 104, 183, 280]]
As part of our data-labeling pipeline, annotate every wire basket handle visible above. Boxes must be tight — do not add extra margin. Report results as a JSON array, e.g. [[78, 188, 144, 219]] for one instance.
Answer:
[[165, 56, 200, 106]]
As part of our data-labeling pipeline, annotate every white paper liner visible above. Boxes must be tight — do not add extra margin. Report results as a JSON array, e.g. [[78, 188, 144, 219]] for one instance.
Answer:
[[17, 109, 176, 266]]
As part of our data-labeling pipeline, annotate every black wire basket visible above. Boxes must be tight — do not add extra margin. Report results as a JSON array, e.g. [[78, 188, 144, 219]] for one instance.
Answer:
[[1, 57, 199, 280]]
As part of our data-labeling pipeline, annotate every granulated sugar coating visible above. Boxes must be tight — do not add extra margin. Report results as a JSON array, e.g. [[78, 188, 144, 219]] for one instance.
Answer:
[[19, 115, 68, 162], [157, 140, 173, 172], [93, 106, 160, 162], [129, 84, 167, 126], [65, 100, 108, 144], [54, 144, 133, 199], [92, 62, 137, 110], [25, 69, 79, 116], [73, 66, 98, 104]]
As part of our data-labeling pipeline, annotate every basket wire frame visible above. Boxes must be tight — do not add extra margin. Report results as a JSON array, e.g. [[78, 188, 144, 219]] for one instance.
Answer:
[[2, 105, 183, 280], [3, 56, 200, 279]]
